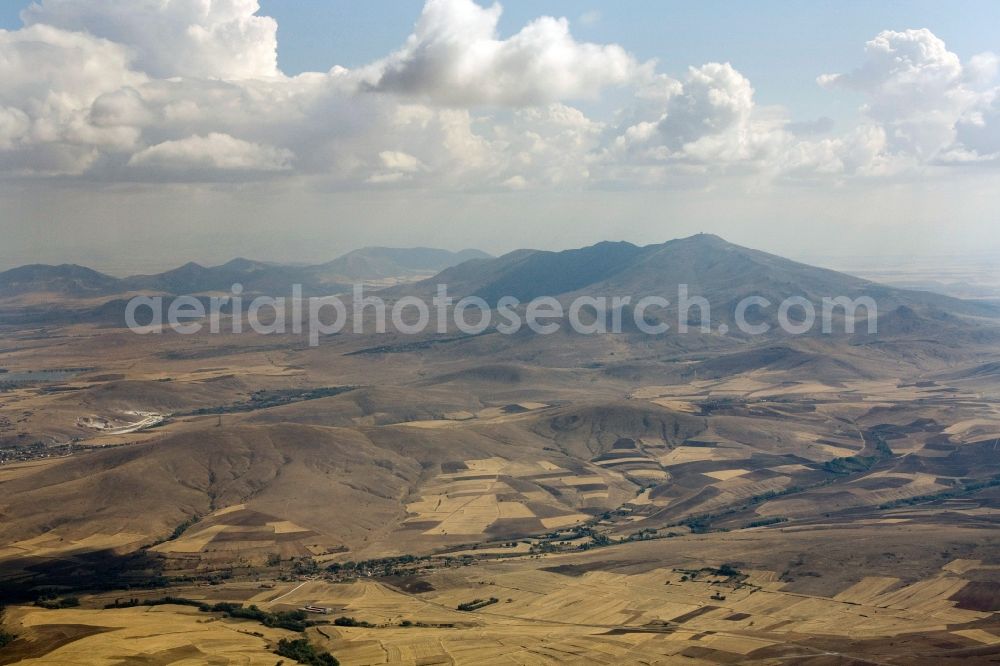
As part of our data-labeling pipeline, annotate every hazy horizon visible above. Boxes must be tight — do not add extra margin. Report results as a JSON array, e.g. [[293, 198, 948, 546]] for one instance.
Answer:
[[5, 232, 1000, 281]]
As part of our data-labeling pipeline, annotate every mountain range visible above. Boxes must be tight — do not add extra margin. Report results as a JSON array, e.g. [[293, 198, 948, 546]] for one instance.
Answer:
[[6, 235, 1000, 343], [0, 246, 491, 299]]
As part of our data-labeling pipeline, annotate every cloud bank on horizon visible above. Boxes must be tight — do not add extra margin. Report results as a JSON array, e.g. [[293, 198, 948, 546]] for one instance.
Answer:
[[0, 0, 997, 190]]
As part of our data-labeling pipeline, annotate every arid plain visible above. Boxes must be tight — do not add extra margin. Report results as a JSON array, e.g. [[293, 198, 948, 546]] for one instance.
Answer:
[[2, 237, 1000, 664]]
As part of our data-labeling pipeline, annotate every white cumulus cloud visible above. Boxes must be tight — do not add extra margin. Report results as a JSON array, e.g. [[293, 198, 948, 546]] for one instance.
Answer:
[[611, 62, 791, 171], [128, 132, 293, 173], [21, 0, 279, 79], [365, 0, 641, 106], [819, 28, 999, 164], [0, 1, 994, 188]]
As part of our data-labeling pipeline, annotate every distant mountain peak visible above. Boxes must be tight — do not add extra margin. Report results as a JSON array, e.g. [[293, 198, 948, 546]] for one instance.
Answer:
[[173, 261, 207, 272], [221, 257, 260, 270], [316, 246, 492, 279], [660, 232, 732, 248], [0, 262, 119, 297]]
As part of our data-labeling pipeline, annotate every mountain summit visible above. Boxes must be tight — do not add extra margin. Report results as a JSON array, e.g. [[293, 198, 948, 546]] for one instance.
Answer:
[[423, 234, 992, 316]]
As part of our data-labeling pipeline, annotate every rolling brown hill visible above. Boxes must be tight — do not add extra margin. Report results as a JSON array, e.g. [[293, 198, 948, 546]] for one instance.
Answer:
[[2, 236, 1000, 664]]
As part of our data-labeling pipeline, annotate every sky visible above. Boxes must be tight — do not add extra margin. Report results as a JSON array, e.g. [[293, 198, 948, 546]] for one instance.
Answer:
[[0, 0, 999, 273]]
